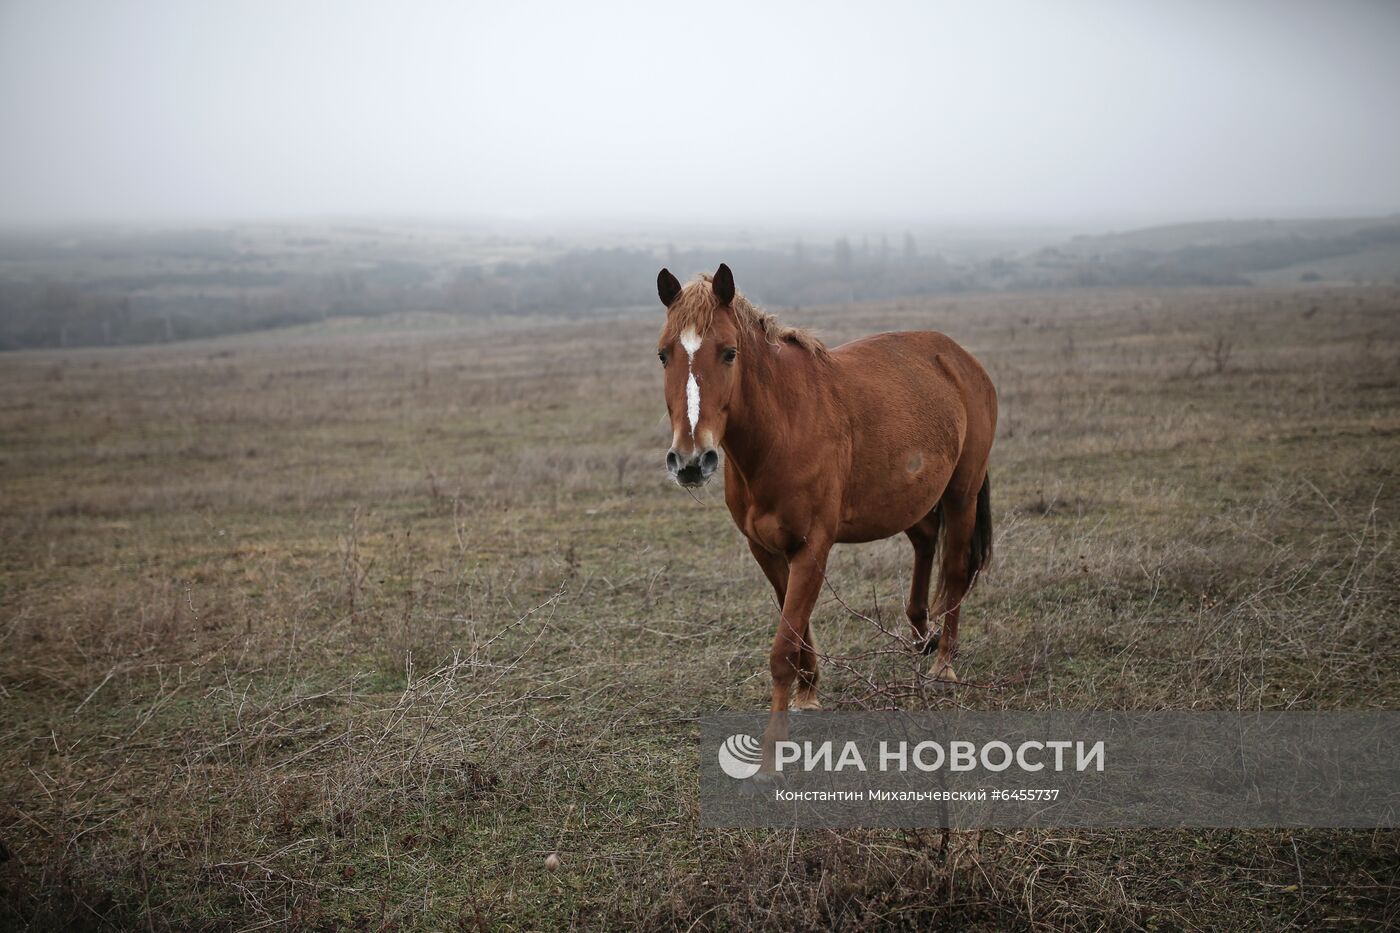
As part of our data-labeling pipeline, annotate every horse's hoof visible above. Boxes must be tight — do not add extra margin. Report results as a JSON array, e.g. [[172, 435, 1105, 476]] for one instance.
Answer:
[[920, 632, 941, 656], [737, 776, 769, 799], [791, 692, 822, 711], [930, 661, 959, 684], [750, 769, 785, 789]]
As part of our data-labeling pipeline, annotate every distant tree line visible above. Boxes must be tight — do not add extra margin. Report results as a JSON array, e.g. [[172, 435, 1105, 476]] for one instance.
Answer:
[[2, 222, 1396, 350], [0, 238, 972, 350]]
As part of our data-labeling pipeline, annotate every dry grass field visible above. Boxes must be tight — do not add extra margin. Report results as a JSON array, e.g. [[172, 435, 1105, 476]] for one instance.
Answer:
[[2, 285, 1399, 930]]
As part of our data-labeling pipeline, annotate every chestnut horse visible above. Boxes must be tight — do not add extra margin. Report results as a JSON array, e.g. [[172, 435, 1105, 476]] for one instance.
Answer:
[[656, 264, 996, 718]]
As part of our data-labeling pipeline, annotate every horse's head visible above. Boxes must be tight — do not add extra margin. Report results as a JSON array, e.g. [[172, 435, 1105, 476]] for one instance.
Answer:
[[655, 263, 743, 487]]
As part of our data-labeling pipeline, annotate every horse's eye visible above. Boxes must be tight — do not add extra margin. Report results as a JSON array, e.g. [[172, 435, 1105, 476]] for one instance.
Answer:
[[658, 350, 669, 365], [722, 347, 738, 364]]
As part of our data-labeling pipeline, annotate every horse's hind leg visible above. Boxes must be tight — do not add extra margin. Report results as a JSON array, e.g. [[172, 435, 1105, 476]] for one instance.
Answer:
[[929, 470, 993, 683], [903, 509, 942, 655]]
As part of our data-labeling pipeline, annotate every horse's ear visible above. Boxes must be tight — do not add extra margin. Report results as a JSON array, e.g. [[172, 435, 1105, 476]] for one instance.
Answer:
[[657, 268, 682, 308], [713, 263, 735, 305]]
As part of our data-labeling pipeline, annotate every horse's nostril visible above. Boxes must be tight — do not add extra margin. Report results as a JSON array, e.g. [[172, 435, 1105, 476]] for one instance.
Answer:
[[700, 449, 719, 474], [666, 450, 680, 473]]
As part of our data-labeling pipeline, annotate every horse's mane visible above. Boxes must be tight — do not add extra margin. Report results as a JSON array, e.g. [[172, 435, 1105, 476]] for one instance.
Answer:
[[663, 273, 829, 360]]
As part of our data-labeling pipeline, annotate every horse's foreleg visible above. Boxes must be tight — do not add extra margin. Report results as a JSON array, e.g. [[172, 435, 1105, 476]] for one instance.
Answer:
[[771, 541, 828, 712], [760, 540, 828, 772], [748, 540, 819, 708], [792, 635, 821, 712], [746, 539, 789, 611]]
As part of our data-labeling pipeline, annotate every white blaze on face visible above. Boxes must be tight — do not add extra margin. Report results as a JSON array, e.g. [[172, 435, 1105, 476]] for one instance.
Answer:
[[680, 328, 702, 437]]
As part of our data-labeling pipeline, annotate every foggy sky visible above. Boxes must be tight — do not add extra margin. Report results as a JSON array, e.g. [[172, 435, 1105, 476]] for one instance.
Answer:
[[2, 0, 1399, 229]]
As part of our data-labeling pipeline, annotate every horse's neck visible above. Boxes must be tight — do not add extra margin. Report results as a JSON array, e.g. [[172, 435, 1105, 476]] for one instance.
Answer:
[[722, 340, 829, 481]]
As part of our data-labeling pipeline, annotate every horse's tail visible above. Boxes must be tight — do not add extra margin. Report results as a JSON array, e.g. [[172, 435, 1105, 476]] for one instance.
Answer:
[[967, 472, 993, 586]]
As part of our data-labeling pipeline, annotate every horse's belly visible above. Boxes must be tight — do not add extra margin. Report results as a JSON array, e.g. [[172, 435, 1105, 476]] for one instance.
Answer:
[[835, 454, 953, 543]]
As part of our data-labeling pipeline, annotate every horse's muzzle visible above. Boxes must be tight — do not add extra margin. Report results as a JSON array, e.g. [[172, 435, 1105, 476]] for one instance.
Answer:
[[667, 447, 719, 487]]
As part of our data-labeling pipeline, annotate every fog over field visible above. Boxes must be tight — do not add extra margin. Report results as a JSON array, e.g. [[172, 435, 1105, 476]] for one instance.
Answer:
[[2, 1, 1400, 352], [2, 0, 1399, 227]]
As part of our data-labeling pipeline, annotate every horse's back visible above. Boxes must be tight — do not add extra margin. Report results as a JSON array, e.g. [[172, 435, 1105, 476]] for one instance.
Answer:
[[834, 328, 986, 381]]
